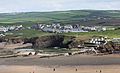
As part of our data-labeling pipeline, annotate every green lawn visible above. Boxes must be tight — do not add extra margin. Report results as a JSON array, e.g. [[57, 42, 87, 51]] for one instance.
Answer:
[[6, 29, 54, 38], [62, 29, 120, 39], [5, 29, 120, 39]]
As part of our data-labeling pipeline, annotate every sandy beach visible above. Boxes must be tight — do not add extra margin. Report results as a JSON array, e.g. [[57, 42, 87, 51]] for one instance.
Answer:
[[1, 55, 120, 66], [0, 55, 120, 73], [0, 65, 120, 73]]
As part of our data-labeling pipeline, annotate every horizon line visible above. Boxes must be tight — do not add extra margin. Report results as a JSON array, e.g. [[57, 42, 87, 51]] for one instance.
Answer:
[[0, 9, 120, 14]]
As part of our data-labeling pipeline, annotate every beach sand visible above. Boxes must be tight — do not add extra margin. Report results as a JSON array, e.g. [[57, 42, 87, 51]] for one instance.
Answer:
[[0, 55, 120, 73], [1, 54, 120, 66], [0, 65, 120, 73]]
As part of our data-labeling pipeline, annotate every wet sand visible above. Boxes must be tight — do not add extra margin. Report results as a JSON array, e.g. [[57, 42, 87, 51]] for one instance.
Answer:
[[1, 55, 120, 66]]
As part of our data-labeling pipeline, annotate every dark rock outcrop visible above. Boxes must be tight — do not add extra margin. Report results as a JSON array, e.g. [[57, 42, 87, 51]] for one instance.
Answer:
[[24, 35, 64, 48]]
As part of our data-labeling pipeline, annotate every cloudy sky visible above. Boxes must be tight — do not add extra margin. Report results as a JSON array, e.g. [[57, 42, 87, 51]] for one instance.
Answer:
[[0, 0, 120, 13]]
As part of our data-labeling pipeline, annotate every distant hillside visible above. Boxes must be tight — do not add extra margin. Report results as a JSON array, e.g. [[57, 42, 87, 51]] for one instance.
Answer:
[[0, 10, 120, 26]]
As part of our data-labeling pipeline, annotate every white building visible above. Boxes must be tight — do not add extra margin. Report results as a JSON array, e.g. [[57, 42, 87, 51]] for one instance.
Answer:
[[0, 26, 8, 32]]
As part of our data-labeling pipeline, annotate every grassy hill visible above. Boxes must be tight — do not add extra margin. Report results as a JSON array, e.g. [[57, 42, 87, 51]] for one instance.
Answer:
[[0, 10, 120, 26]]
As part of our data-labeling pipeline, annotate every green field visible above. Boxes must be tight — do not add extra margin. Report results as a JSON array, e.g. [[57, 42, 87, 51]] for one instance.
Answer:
[[0, 11, 90, 24], [0, 10, 120, 26], [63, 29, 120, 38], [5, 29, 120, 38], [6, 29, 55, 38]]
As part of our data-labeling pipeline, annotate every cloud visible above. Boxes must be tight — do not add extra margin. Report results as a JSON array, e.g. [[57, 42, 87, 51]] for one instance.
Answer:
[[0, 0, 120, 13]]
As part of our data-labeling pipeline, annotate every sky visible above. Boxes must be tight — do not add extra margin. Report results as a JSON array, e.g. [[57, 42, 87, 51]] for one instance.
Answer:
[[0, 0, 120, 13]]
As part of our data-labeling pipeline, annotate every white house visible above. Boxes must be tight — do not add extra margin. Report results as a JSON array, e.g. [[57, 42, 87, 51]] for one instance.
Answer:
[[0, 26, 8, 32]]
